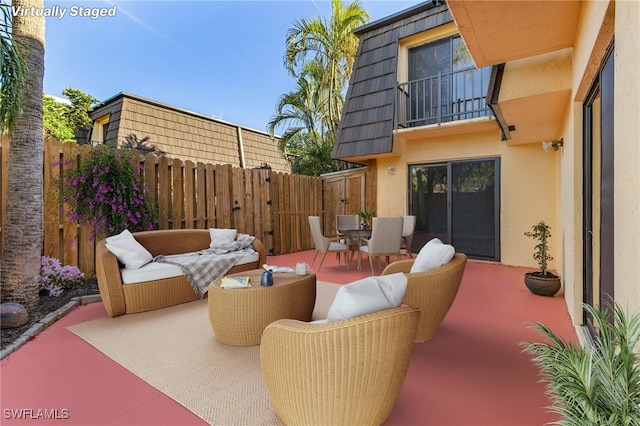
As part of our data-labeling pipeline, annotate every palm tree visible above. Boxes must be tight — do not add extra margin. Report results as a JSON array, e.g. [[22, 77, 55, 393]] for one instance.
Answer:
[[0, 3, 26, 133], [1, 0, 45, 309], [273, 0, 368, 176], [268, 64, 323, 153], [283, 0, 369, 139]]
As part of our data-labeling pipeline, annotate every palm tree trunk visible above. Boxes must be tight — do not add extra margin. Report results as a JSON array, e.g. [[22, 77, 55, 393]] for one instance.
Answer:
[[1, 0, 45, 309]]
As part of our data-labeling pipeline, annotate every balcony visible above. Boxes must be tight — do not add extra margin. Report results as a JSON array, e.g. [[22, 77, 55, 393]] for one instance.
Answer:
[[395, 66, 495, 138]]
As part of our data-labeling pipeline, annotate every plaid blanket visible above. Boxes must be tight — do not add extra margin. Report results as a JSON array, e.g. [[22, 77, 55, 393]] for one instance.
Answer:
[[153, 234, 256, 297]]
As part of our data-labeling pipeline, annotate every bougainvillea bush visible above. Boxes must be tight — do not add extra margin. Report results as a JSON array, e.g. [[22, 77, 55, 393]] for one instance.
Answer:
[[40, 256, 84, 297], [60, 145, 158, 241]]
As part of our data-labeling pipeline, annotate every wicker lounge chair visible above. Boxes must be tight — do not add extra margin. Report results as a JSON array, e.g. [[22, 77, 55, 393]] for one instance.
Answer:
[[260, 305, 420, 426], [382, 253, 467, 342]]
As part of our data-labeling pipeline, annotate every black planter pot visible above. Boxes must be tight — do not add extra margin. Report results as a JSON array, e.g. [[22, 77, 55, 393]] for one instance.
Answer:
[[524, 272, 561, 297]]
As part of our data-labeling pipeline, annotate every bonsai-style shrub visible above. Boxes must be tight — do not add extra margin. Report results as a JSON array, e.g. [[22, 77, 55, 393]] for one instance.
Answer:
[[60, 145, 158, 240], [522, 302, 640, 425], [356, 209, 376, 230], [524, 220, 555, 277]]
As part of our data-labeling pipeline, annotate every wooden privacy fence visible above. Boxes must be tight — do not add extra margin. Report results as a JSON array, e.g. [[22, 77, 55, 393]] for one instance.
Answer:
[[1, 139, 325, 278]]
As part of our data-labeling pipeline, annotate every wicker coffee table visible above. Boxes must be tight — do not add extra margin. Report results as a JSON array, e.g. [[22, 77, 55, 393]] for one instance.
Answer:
[[208, 269, 316, 346]]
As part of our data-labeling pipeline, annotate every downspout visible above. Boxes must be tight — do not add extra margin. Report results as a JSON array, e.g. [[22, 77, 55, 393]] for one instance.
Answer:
[[487, 64, 514, 141], [237, 125, 246, 168]]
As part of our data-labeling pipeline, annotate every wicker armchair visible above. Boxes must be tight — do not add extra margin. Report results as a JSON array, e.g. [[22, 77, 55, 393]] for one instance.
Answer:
[[260, 306, 420, 426], [382, 253, 467, 343]]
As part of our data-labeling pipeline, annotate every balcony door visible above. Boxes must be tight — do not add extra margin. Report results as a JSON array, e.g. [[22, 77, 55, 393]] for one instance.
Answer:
[[405, 35, 491, 126], [409, 158, 500, 260]]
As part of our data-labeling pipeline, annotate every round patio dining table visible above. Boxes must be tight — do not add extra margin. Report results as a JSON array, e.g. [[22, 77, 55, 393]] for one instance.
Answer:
[[338, 227, 372, 270]]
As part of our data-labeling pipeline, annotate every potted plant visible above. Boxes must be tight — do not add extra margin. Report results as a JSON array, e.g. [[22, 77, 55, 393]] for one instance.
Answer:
[[356, 209, 376, 230], [522, 302, 640, 424], [523, 220, 561, 296]]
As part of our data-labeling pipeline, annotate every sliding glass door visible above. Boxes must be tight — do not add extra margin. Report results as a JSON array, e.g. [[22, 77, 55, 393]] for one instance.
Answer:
[[583, 42, 614, 334], [409, 158, 500, 260]]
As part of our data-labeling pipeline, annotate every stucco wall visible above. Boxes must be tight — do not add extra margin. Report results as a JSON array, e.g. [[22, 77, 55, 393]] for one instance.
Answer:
[[377, 129, 559, 269], [613, 0, 640, 314], [561, 0, 640, 324]]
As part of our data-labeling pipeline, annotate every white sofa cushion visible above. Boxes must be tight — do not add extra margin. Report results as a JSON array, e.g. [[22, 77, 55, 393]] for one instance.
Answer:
[[120, 262, 183, 284], [106, 230, 153, 269], [326, 272, 407, 322], [209, 228, 237, 248], [410, 238, 455, 273], [120, 250, 260, 284]]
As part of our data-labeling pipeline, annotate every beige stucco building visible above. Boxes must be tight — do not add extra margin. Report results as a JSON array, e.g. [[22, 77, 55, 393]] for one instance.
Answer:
[[333, 0, 639, 342]]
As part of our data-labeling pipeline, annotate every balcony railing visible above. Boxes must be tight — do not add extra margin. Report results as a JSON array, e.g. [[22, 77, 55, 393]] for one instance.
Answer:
[[396, 66, 493, 129]]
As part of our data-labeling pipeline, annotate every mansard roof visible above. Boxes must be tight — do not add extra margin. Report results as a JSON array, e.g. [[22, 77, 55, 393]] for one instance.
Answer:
[[333, 2, 452, 159]]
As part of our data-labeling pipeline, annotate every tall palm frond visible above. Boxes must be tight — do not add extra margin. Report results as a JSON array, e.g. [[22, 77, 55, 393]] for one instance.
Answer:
[[283, 0, 369, 138], [0, 3, 26, 135], [267, 76, 321, 152]]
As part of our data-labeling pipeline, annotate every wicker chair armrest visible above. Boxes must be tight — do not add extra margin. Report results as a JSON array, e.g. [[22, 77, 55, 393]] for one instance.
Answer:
[[251, 238, 267, 266], [95, 239, 127, 318], [381, 259, 414, 274], [382, 253, 467, 342]]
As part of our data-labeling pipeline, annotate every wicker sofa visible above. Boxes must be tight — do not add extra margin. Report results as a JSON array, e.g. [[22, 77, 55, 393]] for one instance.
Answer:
[[95, 229, 266, 318]]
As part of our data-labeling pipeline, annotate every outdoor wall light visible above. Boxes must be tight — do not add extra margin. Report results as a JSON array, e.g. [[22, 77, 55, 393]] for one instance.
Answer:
[[387, 166, 395, 174], [542, 138, 564, 152]]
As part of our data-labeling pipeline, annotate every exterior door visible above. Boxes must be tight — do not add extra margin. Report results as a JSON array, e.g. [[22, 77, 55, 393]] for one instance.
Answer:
[[583, 42, 614, 333], [323, 170, 365, 235], [409, 158, 500, 260]]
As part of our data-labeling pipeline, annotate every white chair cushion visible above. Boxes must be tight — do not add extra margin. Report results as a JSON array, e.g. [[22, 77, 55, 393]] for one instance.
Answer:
[[326, 272, 407, 322], [328, 241, 347, 250], [209, 228, 237, 248], [105, 230, 153, 269], [410, 238, 455, 273]]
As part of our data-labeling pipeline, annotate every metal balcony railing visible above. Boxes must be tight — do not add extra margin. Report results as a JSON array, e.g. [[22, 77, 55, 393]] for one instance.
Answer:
[[396, 66, 493, 129]]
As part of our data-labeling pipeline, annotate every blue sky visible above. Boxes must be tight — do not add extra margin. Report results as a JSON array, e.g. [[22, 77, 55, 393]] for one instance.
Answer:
[[43, 0, 417, 133]]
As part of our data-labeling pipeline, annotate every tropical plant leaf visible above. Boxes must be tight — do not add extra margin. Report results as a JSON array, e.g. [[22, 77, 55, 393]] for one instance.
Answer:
[[522, 302, 640, 426]]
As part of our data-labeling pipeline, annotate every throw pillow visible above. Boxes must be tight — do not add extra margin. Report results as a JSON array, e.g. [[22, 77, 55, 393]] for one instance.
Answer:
[[410, 238, 455, 273], [209, 228, 237, 248], [326, 272, 408, 322], [105, 230, 153, 269]]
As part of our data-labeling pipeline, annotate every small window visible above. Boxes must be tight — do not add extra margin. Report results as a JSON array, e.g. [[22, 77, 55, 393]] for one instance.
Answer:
[[91, 114, 110, 145]]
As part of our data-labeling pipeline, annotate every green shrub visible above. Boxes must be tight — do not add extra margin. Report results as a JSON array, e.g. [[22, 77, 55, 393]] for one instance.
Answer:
[[523, 302, 640, 425]]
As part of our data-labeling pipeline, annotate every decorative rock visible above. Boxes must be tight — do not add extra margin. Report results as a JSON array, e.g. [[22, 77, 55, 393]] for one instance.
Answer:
[[1, 302, 29, 329]]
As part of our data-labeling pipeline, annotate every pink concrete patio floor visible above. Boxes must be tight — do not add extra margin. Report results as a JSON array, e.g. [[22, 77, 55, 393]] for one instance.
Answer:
[[0, 250, 578, 425]]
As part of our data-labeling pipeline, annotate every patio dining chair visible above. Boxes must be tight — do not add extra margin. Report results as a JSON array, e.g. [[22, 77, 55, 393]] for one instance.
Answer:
[[336, 214, 360, 253], [400, 215, 416, 258], [359, 216, 404, 275], [309, 216, 350, 270]]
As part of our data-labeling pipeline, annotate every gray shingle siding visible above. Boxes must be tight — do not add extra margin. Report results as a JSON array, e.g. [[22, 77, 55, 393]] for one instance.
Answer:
[[333, 3, 453, 159]]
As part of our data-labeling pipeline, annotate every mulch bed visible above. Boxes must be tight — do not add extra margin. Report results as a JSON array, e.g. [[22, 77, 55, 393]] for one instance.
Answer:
[[1, 279, 100, 350]]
